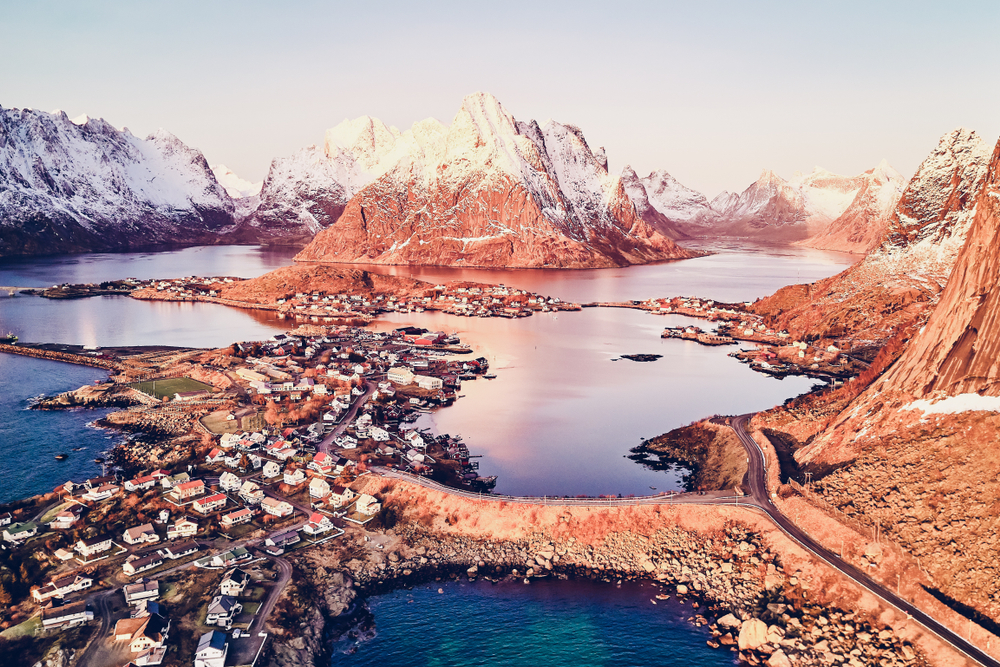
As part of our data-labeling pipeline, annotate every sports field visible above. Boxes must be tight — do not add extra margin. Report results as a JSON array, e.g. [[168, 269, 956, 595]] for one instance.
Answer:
[[130, 377, 214, 400]]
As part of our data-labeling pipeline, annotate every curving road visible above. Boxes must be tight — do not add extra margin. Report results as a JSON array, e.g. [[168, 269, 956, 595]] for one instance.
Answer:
[[725, 414, 998, 667]]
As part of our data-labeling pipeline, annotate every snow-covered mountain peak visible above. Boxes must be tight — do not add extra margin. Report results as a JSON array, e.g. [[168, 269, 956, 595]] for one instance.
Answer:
[[211, 164, 263, 199], [324, 115, 400, 164], [69, 113, 90, 126]]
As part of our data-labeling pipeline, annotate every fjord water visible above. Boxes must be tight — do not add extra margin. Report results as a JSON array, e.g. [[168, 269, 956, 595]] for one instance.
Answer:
[[334, 579, 738, 667], [0, 244, 855, 502]]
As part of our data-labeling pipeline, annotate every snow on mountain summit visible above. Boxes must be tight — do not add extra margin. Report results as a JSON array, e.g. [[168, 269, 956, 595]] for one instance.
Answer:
[[211, 164, 263, 199], [0, 104, 236, 256], [293, 92, 695, 268]]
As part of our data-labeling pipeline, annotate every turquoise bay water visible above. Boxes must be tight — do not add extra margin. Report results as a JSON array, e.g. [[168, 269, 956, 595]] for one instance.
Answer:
[[334, 579, 738, 667]]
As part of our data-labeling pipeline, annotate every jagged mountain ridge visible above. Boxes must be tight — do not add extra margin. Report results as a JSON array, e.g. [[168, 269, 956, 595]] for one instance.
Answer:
[[294, 93, 694, 268], [0, 105, 237, 256], [752, 129, 991, 343], [621, 162, 904, 250]]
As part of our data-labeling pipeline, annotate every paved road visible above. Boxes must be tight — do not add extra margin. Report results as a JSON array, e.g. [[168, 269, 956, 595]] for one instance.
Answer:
[[75, 588, 119, 667], [317, 381, 377, 456], [255, 555, 292, 633], [725, 414, 998, 667]]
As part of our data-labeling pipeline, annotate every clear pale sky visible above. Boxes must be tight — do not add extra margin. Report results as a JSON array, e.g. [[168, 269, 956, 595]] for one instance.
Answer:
[[2, 1, 998, 197]]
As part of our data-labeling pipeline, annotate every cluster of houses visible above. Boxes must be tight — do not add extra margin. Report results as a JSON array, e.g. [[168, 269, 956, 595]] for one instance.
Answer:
[[114, 578, 170, 665]]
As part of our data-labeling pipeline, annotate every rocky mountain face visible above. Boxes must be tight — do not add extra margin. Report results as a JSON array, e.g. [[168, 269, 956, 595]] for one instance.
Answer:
[[0, 106, 237, 256], [620, 163, 905, 251], [753, 129, 991, 343], [294, 93, 694, 269], [758, 134, 1000, 619], [793, 161, 905, 254]]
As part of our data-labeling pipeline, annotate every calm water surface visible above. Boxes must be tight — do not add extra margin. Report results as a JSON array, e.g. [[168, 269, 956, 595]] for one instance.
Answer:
[[0, 244, 854, 501], [334, 579, 738, 667]]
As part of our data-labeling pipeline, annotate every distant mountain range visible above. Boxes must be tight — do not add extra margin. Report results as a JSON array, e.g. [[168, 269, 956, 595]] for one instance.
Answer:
[[0, 96, 977, 265]]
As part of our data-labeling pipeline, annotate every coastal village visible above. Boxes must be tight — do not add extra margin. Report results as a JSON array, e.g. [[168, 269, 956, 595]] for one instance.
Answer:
[[0, 317, 502, 667], [0, 276, 955, 667]]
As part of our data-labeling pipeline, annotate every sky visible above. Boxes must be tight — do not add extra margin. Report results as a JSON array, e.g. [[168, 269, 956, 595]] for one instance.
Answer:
[[2, 0, 998, 197]]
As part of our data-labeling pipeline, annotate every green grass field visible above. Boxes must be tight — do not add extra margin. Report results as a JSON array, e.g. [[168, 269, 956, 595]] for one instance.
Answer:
[[130, 377, 214, 400]]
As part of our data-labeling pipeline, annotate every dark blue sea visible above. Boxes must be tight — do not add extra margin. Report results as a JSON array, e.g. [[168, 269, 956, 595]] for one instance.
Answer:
[[333, 579, 738, 667]]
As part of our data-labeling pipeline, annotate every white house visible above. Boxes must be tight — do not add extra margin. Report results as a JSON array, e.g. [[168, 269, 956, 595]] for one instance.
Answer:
[[309, 452, 333, 475], [123, 579, 159, 605], [302, 512, 335, 535], [166, 517, 198, 540], [41, 600, 93, 630], [220, 508, 253, 529], [192, 493, 227, 515], [329, 485, 355, 508], [206, 595, 242, 627], [123, 553, 163, 576], [283, 468, 306, 486], [404, 430, 425, 450], [123, 523, 159, 546], [309, 477, 331, 499], [262, 460, 281, 478], [238, 481, 264, 505], [219, 471, 241, 493], [204, 448, 225, 465], [3, 521, 38, 543], [355, 494, 382, 516], [369, 426, 390, 442], [415, 374, 443, 390], [32, 573, 93, 602], [194, 630, 228, 667], [387, 367, 414, 385], [219, 568, 249, 597], [76, 535, 113, 558], [261, 497, 293, 518]]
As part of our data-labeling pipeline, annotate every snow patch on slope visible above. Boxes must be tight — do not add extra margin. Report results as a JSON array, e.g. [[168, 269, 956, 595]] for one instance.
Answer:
[[903, 393, 1000, 415]]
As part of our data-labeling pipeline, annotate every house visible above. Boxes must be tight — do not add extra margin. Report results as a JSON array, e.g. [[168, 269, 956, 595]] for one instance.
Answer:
[[76, 535, 113, 558], [205, 448, 225, 465], [333, 457, 350, 475], [3, 521, 38, 543], [274, 447, 297, 461], [283, 467, 306, 486], [220, 508, 253, 529], [309, 477, 331, 499], [309, 451, 333, 475], [194, 630, 228, 667], [114, 612, 170, 654], [302, 512, 335, 535], [263, 531, 300, 555], [0, 511, 12, 526], [41, 600, 94, 630], [160, 540, 199, 560], [415, 374, 443, 390], [260, 497, 293, 518], [134, 646, 167, 666], [206, 595, 242, 627], [123, 524, 159, 546], [32, 573, 93, 602], [53, 548, 75, 561], [123, 553, 163, 576], [219, 568, 250, 596], [123, 579, 160, 605], [124, 475, 157, 493], [49, 507, 82, 530], [170, 479, 205, 501], [355, 494, 382, 516], [238, 481, 264, 505], [192, 493, 227, 515], [262, 461, 281, 478], [328, 485, 355, 508], [387, 367, 414, 385], [160, 472, 190, 489], [219, 471, 241, 493], [369, 426, 390, 442], [195, 546, 251, 569], [404, 430, 425, 450], [82, 483, 119, 502], [166, 516, 198, 539]]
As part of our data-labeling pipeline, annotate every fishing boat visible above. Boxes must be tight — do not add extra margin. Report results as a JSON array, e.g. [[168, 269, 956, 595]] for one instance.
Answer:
[[0, 332, 17, 344], [54, 453, 68, 461]]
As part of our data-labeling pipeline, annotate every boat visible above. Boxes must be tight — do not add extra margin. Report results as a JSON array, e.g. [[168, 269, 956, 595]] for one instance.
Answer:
[[483, 373, 497, 380], [54, 453, 68, 461], [0, 332, 17, 344]]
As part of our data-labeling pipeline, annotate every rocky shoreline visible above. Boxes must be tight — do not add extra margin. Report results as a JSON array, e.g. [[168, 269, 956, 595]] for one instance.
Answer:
[[266, 499, 927, 667]]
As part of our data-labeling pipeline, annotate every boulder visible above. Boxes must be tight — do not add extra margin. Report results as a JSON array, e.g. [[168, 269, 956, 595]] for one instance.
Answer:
[[717, 613, 742, 630], [738, 618, 768, 650], [767, 650, 792, 667]]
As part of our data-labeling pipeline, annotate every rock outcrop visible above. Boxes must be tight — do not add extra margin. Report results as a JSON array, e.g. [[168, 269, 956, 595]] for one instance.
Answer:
[[292, 93, 695, 269], [752, 129, 991, 343], [0, 106, 237, 256]]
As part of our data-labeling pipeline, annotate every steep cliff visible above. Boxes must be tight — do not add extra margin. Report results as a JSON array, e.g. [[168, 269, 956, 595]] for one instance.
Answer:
[[753, 130, 991, 343], [294, 93, 694, 268], [0, 106, 236, 256]]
